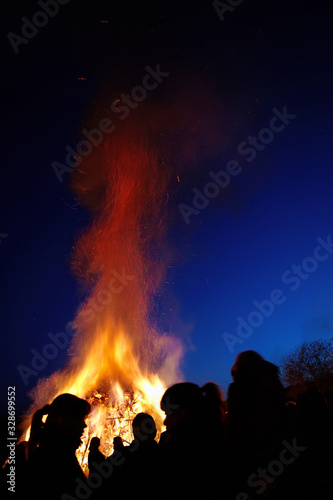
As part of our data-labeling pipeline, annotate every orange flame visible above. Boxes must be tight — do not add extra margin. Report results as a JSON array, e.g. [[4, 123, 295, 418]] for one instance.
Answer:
[[22, 123, 183, 471]]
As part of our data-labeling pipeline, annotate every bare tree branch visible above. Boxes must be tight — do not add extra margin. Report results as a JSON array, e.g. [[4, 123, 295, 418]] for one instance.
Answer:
[[281, 338, 333, 392]]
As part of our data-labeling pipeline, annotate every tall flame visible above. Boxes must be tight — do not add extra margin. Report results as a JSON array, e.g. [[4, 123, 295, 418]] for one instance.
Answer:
[[22, 76, 228, 470], [23, 119, 183, 468]]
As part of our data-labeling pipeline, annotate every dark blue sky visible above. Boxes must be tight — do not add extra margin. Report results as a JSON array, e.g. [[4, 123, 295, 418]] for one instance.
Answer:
[[1, 0, 333, 415]]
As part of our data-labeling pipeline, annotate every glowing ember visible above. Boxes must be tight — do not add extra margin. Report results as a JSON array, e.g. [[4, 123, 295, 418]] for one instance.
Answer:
[[21, 119, 183, 467]]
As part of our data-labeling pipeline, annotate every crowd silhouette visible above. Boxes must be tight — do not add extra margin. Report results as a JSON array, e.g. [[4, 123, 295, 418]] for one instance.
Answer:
[[2, 350, 333, 499]]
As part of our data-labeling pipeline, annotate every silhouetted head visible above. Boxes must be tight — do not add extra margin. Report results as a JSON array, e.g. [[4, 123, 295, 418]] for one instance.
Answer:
[[38, 393, 90, 451], [89, 436, 101, 451], [132, 412, 157, 443], [161, 382, 224, 435], [161, 383, 201, 416], [231, 350, 264, 380], [113, 436, 124, 450]]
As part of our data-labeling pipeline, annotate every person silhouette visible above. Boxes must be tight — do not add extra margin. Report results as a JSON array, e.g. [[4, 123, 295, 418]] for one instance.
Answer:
[[112, 436, 125, 453], [228, 350, 285, 457], [28, 393, 90, 500], [88, 437, 106, 477], [296, 387, 333, 500], [159, 382, 226, 499], [130, 412, 158, 451], [227, 351, 287, 498], [107, 413, 160, 500]]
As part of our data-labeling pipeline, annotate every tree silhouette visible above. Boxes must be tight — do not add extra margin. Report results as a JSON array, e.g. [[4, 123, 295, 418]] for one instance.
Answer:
[[281, 338, 333, 393]]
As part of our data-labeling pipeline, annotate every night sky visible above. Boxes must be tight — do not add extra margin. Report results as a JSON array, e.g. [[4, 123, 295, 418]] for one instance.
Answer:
[[1, 0, 333, 417]]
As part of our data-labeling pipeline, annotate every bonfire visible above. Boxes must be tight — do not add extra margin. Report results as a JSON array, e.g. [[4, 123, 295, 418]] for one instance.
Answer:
[[22, 122, 183, 473]]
